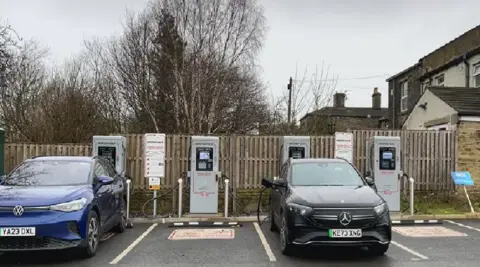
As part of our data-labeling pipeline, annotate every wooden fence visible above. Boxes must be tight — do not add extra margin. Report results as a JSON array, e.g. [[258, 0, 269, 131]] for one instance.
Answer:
[[4, 130, 458, 191]]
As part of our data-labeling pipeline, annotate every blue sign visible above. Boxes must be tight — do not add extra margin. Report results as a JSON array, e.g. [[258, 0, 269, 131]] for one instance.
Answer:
[[451, 172, 474, 186]]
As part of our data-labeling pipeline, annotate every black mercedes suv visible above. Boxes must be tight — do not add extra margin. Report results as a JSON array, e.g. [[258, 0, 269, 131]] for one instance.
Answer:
[[263, 158, 392, 256]]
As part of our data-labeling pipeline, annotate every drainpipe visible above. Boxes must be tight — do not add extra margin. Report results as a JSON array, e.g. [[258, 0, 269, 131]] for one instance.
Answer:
[[463, 54, 470, 87]]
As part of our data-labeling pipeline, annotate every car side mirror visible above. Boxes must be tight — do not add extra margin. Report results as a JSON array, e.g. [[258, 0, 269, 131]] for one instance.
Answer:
[[365, 177, 375, 187], [98, 175, 114, 185], [261, 177, 273, 188], [273, 179, 286, 188]]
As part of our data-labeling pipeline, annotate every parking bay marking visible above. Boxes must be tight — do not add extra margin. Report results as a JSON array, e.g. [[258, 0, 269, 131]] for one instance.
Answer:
[[445, 220, 480, 233], [168, 228, 235, 240], [393, 226, 467, 237], [253, 222, 276, 262], [391, 240, 429, 260], [109, 223, 158, 265]]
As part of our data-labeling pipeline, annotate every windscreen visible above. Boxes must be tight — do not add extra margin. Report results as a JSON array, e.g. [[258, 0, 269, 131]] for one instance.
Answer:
[[291, 162, 364, 186], [2, 160, 92, 186]]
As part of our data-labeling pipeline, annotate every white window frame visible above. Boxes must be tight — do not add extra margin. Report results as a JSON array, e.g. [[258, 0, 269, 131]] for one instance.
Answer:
[[400, 81, 408, 112], [473, 63, 480, 88], [434, 74, 445, 86]]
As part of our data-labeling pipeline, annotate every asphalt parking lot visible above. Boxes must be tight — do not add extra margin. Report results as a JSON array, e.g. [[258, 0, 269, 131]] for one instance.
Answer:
[[2, 220, 480, 266]]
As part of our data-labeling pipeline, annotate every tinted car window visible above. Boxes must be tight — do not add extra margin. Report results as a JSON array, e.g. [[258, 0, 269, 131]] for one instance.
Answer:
[[94, 162, 108, 177], [101, 160, 117, 177], [3, 160, 92, 186], [291, 162, 364, 186]]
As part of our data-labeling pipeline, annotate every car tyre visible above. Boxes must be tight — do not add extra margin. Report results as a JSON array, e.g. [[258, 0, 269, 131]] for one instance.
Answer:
[[78, 210, 100, 258], [113, 198, 127, 233], [368, 244, 389, 256], [279, 216, 294, 255], [269, 208, 278, 232]]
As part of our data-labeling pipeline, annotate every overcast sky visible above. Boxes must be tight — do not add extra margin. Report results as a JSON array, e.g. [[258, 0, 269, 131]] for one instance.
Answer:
[[1, 0, 479, 115]]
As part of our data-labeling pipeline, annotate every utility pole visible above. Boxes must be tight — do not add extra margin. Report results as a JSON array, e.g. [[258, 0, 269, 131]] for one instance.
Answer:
[[287, 77, 293, 124]]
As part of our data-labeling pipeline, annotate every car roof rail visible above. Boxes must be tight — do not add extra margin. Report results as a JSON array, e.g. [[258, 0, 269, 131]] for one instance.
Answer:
[[334, 156, 349, 162], [31, 155, 48, 159]]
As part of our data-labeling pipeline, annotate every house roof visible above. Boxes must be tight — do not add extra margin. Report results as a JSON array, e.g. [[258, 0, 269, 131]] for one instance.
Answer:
[[386, 24, 480, 82], [419, 45, 480, 81], [386, 63, 419, 82], [300, 107, 388, 121], [428, 86, 480, 116]]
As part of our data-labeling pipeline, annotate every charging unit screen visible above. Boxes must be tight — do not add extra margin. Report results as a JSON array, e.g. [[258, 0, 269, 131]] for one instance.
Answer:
[[196, 147, 213, 171], [379, 147, 396, 170], [289, 147, 305, 159], [98, 146, 116, 167]]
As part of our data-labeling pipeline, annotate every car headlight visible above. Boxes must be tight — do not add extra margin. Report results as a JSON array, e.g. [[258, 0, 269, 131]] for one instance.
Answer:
[[374, 202, 388, 215], [287, 203, 313, 216], [50, 198, 87, 212]]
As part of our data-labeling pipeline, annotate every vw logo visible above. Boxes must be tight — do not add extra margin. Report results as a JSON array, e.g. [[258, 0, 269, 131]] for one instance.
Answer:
[[13, 205, 24, 217], [338, 212, 352, 226]]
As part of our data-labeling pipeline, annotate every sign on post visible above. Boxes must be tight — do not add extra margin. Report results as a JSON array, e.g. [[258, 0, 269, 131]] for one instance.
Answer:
[[334, 132, 353, 163], [143, 134, 165, 190], [451, 172, 474, 186], [451, 171, 475, 213]]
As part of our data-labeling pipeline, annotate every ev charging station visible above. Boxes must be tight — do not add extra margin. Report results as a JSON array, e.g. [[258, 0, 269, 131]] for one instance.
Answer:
[[92, 135, 127, 175], [188, 136, 221, 214], [279, 136, 311, 166], [366, 136, 401, 212]]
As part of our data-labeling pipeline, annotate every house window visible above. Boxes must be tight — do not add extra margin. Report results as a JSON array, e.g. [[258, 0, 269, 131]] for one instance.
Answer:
[[473, 63, 480, 87], [400, 81, 408, 112], [435, 74, 444, 86]]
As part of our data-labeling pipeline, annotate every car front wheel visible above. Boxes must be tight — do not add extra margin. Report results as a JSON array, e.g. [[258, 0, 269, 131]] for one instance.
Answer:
[[368, 244, 389, 256], [279, 216, 294, 255], [78, 210, 100, 258]]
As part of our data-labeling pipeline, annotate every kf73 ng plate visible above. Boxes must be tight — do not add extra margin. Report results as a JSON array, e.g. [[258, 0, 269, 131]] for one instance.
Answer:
[[328, 229, 362, 238]]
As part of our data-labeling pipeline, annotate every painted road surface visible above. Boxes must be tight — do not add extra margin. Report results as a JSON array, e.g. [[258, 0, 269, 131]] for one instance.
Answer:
[[2, 220, 480, 266]]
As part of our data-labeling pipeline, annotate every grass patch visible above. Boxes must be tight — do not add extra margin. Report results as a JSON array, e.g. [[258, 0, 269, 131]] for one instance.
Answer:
[[400, 191, 473, 215]]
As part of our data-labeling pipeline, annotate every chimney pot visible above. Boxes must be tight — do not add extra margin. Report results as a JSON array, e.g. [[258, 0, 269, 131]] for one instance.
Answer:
[[333, 92, 346, 108], [372, 87, 381, 110]]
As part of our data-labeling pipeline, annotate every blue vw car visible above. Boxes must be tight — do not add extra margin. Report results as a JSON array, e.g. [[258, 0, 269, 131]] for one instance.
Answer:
[[0, 156, 128, 258]]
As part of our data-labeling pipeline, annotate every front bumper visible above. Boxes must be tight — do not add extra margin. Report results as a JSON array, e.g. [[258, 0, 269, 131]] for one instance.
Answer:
[[0, 207, 89, 251], [288, 210, 391, 247]]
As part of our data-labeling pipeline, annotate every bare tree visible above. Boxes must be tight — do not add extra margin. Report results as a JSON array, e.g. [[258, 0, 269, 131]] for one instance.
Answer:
[[269, 62, 338, 134], [149, 0, 268, 134]]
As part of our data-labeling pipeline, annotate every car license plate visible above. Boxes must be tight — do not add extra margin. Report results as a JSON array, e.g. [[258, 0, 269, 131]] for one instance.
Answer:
[[0, 227, 36, 237], [328, 229, 362, 238]]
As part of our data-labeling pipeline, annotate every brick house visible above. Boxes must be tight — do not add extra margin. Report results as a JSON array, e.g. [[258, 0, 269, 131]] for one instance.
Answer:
[[384, 24, 480, 129], [300, 88, 387, 134]]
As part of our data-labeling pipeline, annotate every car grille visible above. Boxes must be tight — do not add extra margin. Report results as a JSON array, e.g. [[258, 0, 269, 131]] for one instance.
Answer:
[[0, 237, 81, 251], [310, 208, 377, 228]]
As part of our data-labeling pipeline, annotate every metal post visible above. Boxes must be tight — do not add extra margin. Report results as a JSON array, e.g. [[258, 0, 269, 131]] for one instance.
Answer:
[[464, 186, 475, 213], [224, 179, 229, 218], [153, 190, 157, 217], [178, 178, 183, 218], [126, 179, 131, 223], [409, 177, 414, 216]]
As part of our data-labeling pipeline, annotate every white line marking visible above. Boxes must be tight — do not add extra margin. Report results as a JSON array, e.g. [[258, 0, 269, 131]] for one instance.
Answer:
[[392, 220, 401, 224], [189, 222, 199, 225], [213, 222, 223, 225], [414, 220, 423, 223], [391, 240, 429, 260], [253, 222, 276, 262], [430, 220, 438, 223], [173, 222, 183, 226], [445, 220, 480, 232], [228, 222, 238, 225], [109, 223, 158, 265]]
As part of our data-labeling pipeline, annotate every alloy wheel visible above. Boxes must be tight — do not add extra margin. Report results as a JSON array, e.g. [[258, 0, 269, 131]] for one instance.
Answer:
[[88, 217, 99, 251]]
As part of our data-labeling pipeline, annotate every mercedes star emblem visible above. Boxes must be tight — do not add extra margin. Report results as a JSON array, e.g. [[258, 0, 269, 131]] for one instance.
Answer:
[[338, 212, 352, 226], [13, 205, 24, 217]]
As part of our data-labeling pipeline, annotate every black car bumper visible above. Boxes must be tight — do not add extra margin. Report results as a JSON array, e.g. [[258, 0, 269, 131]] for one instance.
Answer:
[[288, 211, 391, 247], [0, 237, 82, 251]]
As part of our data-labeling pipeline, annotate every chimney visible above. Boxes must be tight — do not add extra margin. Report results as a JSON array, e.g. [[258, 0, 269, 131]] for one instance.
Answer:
[[372, 87, 381, 109], [333, 92, 346, 108]]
